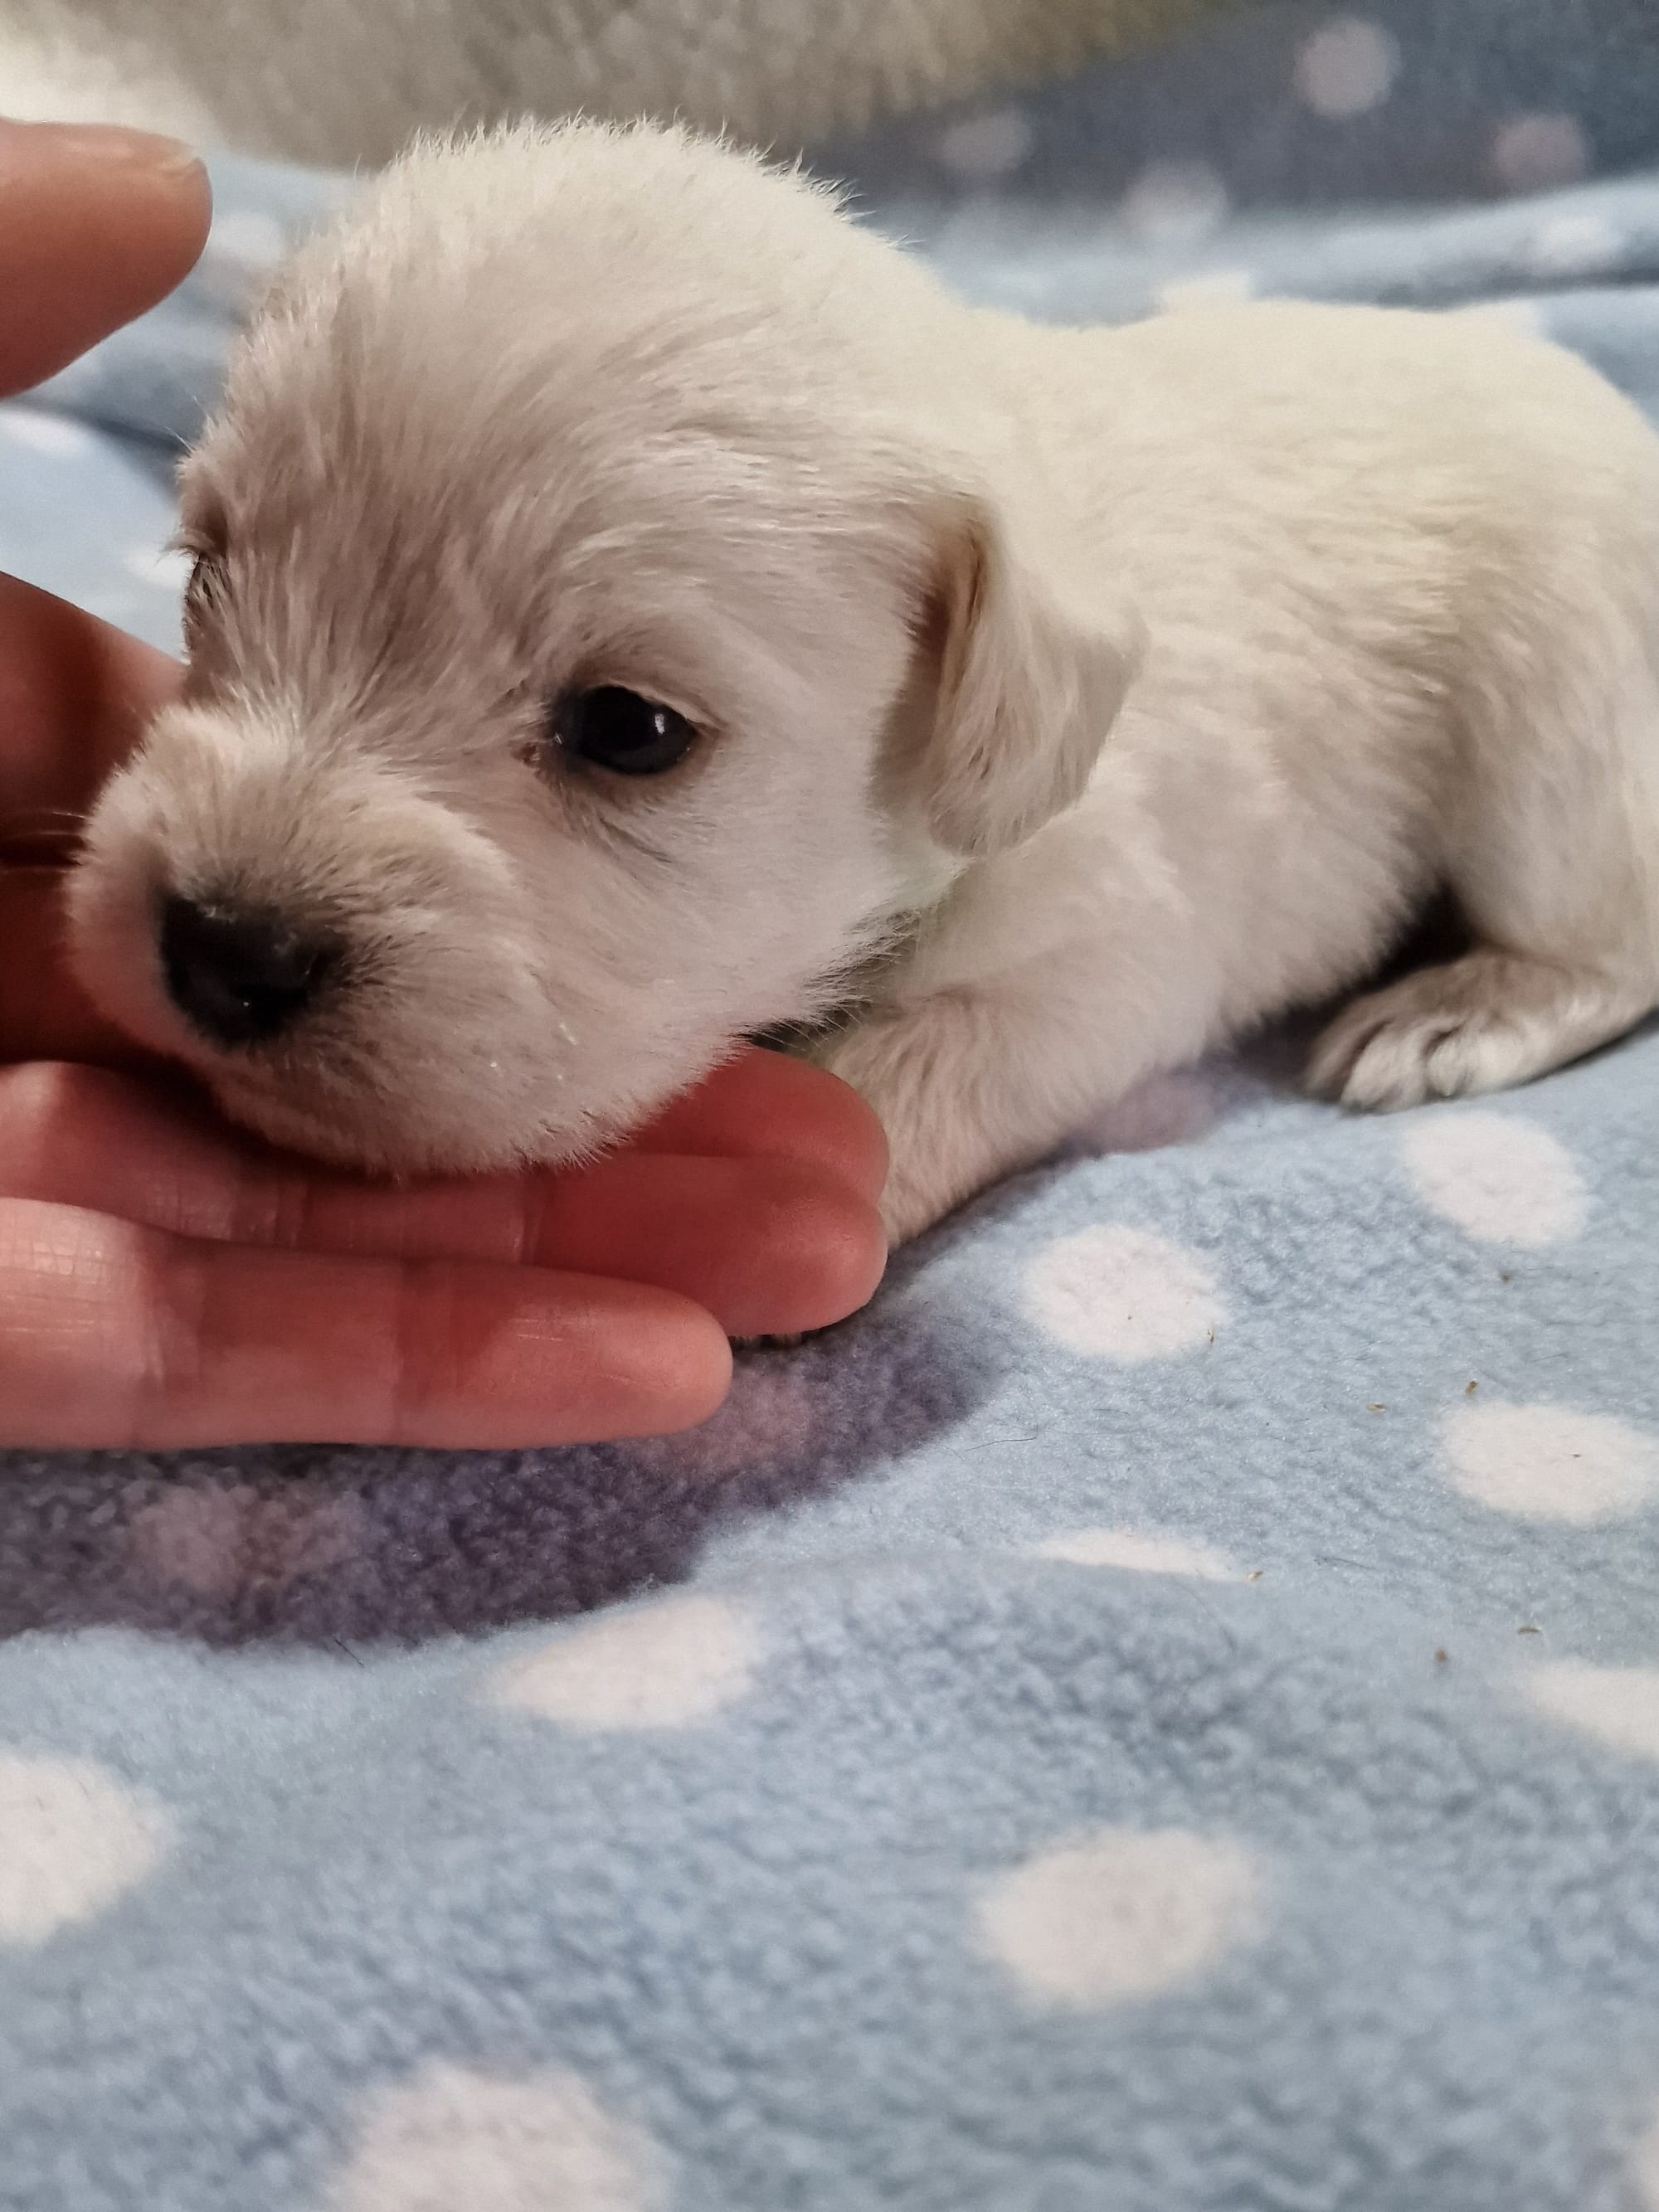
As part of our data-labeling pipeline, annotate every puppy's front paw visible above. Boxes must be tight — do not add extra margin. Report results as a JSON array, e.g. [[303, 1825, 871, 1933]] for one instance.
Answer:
[[1307, 948, 1645, 1110]]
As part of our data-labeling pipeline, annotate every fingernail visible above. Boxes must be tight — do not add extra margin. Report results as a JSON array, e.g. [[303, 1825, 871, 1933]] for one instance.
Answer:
[[0, 119, 204, 177]]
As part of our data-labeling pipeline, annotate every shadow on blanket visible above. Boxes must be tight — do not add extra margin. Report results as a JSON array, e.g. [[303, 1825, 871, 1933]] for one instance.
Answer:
[[0, 1294, 1000, 1647], [0, 955, 1460, 1654]]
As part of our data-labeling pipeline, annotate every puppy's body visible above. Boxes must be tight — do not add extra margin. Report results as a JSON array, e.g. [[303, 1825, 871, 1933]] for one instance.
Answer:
[[69, 124, 1659, 1237], [846, 299, 1659, 1229]]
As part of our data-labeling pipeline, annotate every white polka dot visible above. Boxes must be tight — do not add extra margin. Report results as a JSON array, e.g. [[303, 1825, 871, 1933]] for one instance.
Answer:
[[936, 107, 1033, 181], [1025, 1224, 1224, 1362], [1119, 161, 1229, 246], [1453, 297, 1548, 338], [486, 1592, 761, 1730], [1399, 1109, 1586, 1247], [631, 1363, 819, 1478], [976, 1827, 1263, 2008], [1631, 2094, 1659, 2210], [128, 1485, 366, 1598], [327, 2060, 665, 2212], [0, 406, 95, 459], [1155, 270, 1255, 313], [1030, 1527, 1238, 1580], [1293, 17, 1400, 119], [80, 591, 159, 631], [0, 1754, 172, 1944], [121, 545, 194, 593], [209, 208, 288, 270], [1525, 212, 1620, 280], [1441, 1399, 1659, 1524], [193, 210, 292, 310], [1526, 1663, 1659, 1761], [1490, 114, 1591, 194]]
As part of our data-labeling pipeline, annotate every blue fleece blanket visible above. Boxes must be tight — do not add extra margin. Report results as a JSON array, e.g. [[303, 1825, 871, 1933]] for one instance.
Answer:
[[5, 4, 1659, 2206]]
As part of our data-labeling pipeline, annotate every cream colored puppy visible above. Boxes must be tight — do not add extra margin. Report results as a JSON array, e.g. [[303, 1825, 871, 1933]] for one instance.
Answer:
[[69, 121, 1659, 1240]]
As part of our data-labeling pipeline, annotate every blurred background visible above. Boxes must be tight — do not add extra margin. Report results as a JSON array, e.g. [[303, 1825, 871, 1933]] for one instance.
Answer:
[[3, 0, 1657, 202], [3, 0, 1659, 646], [0, 0, 1226, 165]]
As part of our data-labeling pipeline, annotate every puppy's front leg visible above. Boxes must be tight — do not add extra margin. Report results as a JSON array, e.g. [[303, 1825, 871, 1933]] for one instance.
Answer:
[[819, 978, 1152, 1244]]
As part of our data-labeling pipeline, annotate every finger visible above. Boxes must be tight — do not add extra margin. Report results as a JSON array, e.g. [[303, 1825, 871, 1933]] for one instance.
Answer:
[[0, 880, 891, 1191], [0, 1197, 732, 1449], [0, 878, 890, 1228], [0, 1064, 888, 1336], [629, 1046, 888, 1199], [529, 1153, 886, 1335], [0, 119, 212, 394], [0, 869, 164, 1067], [0, 578, 181, 850]]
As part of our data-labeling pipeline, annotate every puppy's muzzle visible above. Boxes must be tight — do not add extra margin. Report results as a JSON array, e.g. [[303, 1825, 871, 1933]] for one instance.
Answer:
[[158, 893, 341, 1049]]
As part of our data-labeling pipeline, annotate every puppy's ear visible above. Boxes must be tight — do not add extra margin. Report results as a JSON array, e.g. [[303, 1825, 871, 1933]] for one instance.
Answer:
[[916, 488, 1141, 858]]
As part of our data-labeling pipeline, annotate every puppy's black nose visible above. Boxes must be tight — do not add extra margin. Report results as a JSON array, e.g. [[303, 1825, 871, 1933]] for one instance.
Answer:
[[158, 896, 337, 1048]]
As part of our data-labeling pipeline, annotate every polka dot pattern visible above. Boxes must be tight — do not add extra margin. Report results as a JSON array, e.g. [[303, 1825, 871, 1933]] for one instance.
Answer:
[[326, 2061, 666, 2212], [1119, 161, 1229, 246], [1525, 212, 1620, 278], [0, 406, 96, 459], [1293, 19, 1400, 120], [1441, 1400, 1659, 1524], [1025, 1225, 1224, 1362], [1632, 2100, 1659, 2212], [1155, 270, 1255, 313], [1491, 113, 1591, 193], [1399, 1111, 1586, 1247], [208, 208, 289, 272], [935, 108, 1033, 182], [127, 1486, 367, 1600], [121, 545, 194, 594], [2, 11, 1658, 2203], [1527, 1664, 1659, 1762], [0, 1755, 172, 1945], [1030, 1528, 1238, 1581], [976, 1828, 1264, 2007], [486, 1594, 762, 1730]]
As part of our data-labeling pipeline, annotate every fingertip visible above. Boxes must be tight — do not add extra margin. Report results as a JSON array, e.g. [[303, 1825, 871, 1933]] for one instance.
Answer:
[[91, 124, 215, 301], [640, 1045, 889, 1203], [146, 140, 214, 286], [777, 1180, 889, 1334], [555, 1281, 732, 1438], [0, 121, 216, 394], [808, 1069, 890, 1205], [724, 1166, 888, 1338], [647, 1304, 734, 1434]]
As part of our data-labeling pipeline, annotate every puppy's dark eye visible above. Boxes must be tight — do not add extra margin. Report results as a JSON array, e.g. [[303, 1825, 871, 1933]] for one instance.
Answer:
[[547, 686, 698, 777], [182, 547, 227, 623]]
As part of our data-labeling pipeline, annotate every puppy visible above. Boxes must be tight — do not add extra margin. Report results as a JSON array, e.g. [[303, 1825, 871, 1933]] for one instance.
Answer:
[[68, 120, 1659, 1241]]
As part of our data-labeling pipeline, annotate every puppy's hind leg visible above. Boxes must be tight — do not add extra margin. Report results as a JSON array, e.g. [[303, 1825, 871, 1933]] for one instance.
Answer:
[[1310, 614, 1659, 1111]]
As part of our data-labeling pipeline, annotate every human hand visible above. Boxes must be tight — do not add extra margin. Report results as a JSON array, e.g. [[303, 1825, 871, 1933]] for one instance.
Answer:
[[0, 119, 886, 1449]]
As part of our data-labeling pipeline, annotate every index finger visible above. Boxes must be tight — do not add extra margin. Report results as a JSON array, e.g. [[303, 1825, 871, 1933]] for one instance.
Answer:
[[0, 118, 212, 395]]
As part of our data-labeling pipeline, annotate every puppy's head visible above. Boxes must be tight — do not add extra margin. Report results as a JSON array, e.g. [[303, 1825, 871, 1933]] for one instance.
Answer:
[[69, 121, 1138, 1174]]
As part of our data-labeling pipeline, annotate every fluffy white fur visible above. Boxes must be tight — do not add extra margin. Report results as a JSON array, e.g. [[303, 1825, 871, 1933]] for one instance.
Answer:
[[68, 121, 1659, 1239]]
